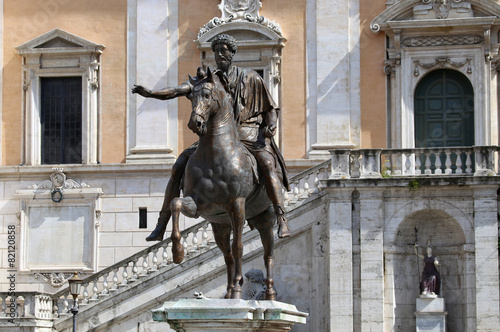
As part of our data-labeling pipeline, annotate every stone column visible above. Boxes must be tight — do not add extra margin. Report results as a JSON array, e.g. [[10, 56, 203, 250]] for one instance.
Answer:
[[358, 188, 385, 330], [473, 186, 500, 331], [327, 188, 354, 331], [306, 0, 361, 159], [126, 0, 178, 163]]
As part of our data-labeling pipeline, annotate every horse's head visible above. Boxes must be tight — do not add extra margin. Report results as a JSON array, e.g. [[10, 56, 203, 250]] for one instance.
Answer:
[[187, 67, 229, 136]]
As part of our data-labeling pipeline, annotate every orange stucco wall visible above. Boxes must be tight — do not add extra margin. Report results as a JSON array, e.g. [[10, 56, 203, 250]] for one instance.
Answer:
[[177, 0, 307, 159], [360, 0, 387, 148], [2, 0, 127, 165]]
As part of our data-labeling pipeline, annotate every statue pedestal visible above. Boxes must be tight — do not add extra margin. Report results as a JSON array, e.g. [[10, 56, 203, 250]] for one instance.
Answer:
[[415, 297, 447, 332], [151, 299, 308, 331]]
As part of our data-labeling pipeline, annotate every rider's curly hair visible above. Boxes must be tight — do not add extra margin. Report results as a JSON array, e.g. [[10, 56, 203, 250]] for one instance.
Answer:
[[211, 34, 238, 54]]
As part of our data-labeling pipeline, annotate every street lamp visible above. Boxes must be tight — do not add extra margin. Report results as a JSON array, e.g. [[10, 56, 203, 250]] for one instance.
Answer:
[[68, 272, 82, 332]]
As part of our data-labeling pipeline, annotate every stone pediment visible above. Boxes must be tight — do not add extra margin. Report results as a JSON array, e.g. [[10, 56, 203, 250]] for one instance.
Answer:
[[371, 0, 500, 33], [16, 28, 104, 55]]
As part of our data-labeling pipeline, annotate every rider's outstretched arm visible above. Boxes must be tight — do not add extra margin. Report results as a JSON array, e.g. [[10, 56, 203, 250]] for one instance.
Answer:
[[132, 82, 192, 100]]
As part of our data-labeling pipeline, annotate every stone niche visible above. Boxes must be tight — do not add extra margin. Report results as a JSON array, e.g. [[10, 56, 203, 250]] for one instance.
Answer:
[[15, 169, 102, 273]]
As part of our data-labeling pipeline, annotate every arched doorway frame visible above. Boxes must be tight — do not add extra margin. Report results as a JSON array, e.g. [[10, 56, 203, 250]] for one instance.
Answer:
[[414, 68, 475, 148]]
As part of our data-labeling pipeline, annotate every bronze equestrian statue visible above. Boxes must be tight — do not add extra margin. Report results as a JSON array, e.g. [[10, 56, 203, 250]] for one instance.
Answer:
[[167, 67, 278, 299], [132, 34, 290, 241]]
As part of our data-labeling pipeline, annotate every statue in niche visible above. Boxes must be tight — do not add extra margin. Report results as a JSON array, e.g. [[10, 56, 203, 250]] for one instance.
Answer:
[[414, 241, 441, 297]]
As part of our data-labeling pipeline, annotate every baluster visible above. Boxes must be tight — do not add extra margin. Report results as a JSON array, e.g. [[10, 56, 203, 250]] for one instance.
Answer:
[[201, 224, 210, 249], [314, 169, 321, 193], [283, 190, 290, 207], [393, 152, 402, 175], [120, 264, 129, 287], [301, 175, 310, 199], [383, 155, 391, 177], [130, 259, 139, 282], [182, 233, 189, 254], [293, 185, 300, 204], [100, 273, 109, 296], [444, 149, 452, 174], [89, 280, 99, 302], [161, 243, 170, 266], [465, 151, 473, 174], [415, 152, 422, 175], [140, 255, 149, 277], [424, 152, 432, 175], [456, 152, 463, 174], [110, 268, 119, 292], [81, 283, 90, 305], [434, 150, 442, 175], [189, 229, 200, 253], [62, 294, 70, 313], [151, 248, 159, 271]]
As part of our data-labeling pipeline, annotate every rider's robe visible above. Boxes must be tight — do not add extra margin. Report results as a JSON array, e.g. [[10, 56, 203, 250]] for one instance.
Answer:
[[226, 66, 290, 191]]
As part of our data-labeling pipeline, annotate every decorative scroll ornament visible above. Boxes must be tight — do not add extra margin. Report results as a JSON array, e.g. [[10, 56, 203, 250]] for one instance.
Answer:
[[198, 0, 282, 38], [413, 56, 472, 76], [34, 272, 74, 288], [28, 168, 90, 190]]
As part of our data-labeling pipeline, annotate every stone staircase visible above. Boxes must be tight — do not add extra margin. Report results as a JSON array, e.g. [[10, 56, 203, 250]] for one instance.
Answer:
[[0, 159, 331, 331]]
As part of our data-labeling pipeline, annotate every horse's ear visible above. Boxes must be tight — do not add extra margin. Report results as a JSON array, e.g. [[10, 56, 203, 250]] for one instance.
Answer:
[[188, 74, 196, 85], [206, 66, 213, 82]]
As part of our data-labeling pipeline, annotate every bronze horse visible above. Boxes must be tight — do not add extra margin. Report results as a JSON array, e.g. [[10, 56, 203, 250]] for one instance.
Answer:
[[169, 68, 279, 300]]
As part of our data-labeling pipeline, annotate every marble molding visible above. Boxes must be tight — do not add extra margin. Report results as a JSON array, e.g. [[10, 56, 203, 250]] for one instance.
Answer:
[[151, 298, 308, 332]]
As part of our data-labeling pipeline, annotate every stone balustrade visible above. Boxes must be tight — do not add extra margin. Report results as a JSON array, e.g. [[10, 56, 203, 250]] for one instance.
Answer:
[[329, 146, 499, 179], [0, 292, 53, 320]]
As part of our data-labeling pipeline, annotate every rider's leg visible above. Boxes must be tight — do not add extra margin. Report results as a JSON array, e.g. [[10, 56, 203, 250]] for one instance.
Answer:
[[255, 151, 291, 238], [146, 153, 189, 241]]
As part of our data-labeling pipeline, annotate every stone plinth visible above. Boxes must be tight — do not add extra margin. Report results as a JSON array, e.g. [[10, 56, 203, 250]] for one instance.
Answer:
[[415, 297, 447, 332], [151, 299, 308, 332]]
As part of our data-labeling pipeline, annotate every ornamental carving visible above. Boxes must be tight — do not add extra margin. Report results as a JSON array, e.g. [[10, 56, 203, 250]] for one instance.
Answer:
[[198, 0, 282, 38], [28, 168, 90, 190], [402, 34, 483, 48], [413, 56, 472, 76], [34, 272, 74, 288]]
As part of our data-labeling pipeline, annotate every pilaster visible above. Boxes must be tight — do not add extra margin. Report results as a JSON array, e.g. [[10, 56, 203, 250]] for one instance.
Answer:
[[307, 0, 360, 159], [473, 186, 500, 331], [126, 0, 178, 164], [327, 188, 354, 331], [358, 188, 385, 331]]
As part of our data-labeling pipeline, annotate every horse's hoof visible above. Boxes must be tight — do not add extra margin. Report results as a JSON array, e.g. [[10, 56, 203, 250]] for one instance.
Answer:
[[230, 288, 242, 299], [172, 244, 184, 264], [224, 290, 232, 299]]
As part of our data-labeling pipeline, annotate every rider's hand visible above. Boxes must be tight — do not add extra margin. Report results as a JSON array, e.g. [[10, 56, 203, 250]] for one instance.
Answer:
[[264, 124, 276, 138], [132, 85, 150, 97]]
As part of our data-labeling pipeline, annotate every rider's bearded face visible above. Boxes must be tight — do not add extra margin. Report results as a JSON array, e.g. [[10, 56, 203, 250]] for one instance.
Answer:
[[215, 44, 233, 72]]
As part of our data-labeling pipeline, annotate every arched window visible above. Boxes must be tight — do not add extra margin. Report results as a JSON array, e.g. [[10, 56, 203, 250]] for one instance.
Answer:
[[414, 69, 474, 148]]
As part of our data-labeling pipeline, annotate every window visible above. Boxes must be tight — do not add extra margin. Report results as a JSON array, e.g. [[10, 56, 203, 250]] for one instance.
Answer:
[[41, 77, 83, 164], [17, 29, 104, 165]]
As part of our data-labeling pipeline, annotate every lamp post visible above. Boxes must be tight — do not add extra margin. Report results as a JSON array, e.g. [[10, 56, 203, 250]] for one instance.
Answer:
[[68, 272, 82, 332]]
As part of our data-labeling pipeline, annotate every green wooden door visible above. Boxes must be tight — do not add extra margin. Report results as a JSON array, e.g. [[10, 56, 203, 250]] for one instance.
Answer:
[[415, 69, 474, 148]]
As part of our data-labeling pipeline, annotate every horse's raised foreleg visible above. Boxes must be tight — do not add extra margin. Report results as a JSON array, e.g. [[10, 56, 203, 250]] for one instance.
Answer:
[[170, 196, 198, 264], [212, 223, 234, 299], [226, 197, 246, 299], [248, 207, 277, 300]]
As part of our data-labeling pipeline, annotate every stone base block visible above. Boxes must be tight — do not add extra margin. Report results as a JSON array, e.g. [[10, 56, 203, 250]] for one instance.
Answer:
[[151, 299, 308, 331], [415, 297, 447, 332]]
